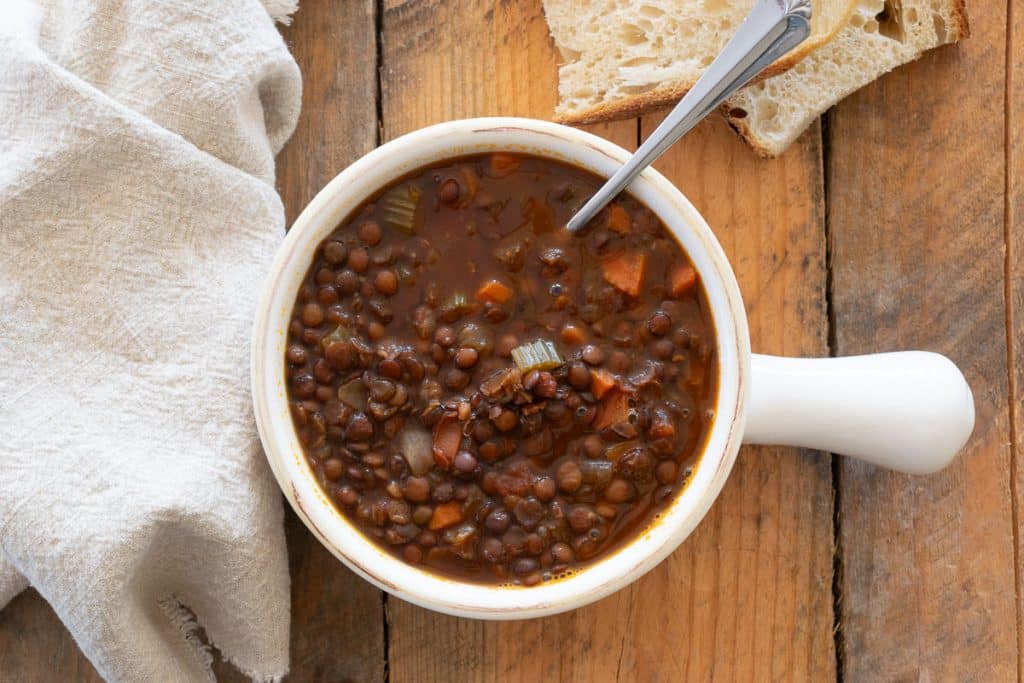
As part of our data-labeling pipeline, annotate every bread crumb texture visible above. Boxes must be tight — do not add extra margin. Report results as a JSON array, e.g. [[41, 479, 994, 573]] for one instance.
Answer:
[[724, 0, 968, 156], [544, 0, 967, 156]]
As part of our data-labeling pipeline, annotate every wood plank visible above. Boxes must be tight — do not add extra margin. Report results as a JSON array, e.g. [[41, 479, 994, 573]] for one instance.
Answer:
[[0, 590, 102, 681], [264, 2, 388, 681], [380, 1, 835, 680], [1008, 0, 1023, 676], [828, 0, 1018, 676], [276, 0, 381, 227], [380, 0, 562, 136], [635, 118, 835, 682]]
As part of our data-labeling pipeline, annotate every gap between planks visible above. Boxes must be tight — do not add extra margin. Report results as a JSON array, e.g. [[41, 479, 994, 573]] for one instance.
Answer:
[[1004, 0, 1022, 678], [374, 2, 391, 681], [820, 107, 846, 683]]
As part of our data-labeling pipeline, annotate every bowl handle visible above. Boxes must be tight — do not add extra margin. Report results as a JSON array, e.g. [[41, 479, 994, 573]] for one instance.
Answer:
[[742, 352, 975, 474]]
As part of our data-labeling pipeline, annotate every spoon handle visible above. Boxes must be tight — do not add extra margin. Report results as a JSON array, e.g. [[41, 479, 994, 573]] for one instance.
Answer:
[[566, 0, 813, 233]]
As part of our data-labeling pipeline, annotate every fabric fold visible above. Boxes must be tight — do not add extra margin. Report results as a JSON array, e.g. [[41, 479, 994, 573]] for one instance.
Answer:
[[0, 0, 302, 680]]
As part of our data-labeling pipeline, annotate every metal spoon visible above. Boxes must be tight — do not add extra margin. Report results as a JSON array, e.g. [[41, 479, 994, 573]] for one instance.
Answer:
[[565, 0, 813, 233]]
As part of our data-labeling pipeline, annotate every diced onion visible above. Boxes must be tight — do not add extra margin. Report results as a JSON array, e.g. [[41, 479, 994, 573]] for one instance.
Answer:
[[397, 425, 434, 476], [336, 379, 367, 411], [320, 324, 350, 350]]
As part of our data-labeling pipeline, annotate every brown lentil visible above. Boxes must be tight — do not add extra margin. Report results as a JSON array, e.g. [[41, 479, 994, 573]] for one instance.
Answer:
[[438, 178, 460, 203], [580, 344, 605, 366], [567, 362, 591, 389], [646, 311, 672, 336], [604, 478, 635, 504], [655, 460, 678, 485], [348, 247, 369, 273], [324, 240, 348, 264], [556, 460, 583, 493], [359, 221, 382, 245], [286, 345, 307, 365], [374, 269, 399, 296], [301, 303, 324, 327], [454, 347, 479, 368]]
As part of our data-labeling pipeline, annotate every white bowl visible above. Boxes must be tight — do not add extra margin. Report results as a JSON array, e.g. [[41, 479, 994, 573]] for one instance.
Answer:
[[252, 117, 974, 619]]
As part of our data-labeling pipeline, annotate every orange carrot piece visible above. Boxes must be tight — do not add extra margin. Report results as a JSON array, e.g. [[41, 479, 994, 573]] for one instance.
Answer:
[[488, 153, 522, 177], [593, 389, 633, 431], [590, 369, 617, 399], [475, 279, 514, 304], [668, 264, 697, 298], [432, 415, 461, 468], [606, 204, 631, 235], [602, 251, 646, 297], [429, 501, 465, 530]]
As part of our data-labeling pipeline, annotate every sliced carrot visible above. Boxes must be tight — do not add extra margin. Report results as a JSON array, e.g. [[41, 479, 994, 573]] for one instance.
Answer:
[[590, 368, 617, 399], [429, 501, 465, 530], [432, 415, 461, 469], [593, 389, 633, 431], [668, 264, 698, 298], [475, 279, 514, 304], [606, 204, 631, 236], [488, 153, 522, 177], [602, 250, 646, 297]]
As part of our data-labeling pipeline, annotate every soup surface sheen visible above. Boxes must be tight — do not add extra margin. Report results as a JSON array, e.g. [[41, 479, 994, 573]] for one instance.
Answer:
[[285, 153, 718, 585]]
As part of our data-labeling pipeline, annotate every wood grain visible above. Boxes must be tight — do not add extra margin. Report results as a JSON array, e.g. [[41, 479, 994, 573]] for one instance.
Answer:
[[1009, 0, 1023, 676], [269, 2, 388, 681], [828, 0, 1019, 677], [380, 0, 562, 135], [276, 0, 381, 226], [380, 1, 835, 680], [0, 589, 103, 681], [637, 117, 835, 681], [3, 0, 1019, 679]]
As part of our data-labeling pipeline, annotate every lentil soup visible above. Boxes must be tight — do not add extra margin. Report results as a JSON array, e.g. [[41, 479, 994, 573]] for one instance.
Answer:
[[285, 153, 718, 586]]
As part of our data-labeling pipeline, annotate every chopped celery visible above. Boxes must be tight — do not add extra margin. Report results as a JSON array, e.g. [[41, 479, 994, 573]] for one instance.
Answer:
[[397, 425, 433, 476], [380, 184, 422, 233], [510, 340, 562, 372]]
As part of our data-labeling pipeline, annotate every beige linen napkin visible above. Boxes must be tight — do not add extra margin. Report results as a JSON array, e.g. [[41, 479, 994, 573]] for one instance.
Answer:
[[0, 0, 301, 680]]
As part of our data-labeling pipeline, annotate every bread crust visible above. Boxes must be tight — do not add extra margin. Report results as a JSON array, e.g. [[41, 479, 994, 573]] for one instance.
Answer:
[[721, 0, 972, 156], [553, 47, 820, 126], [554, 0, 970, 156], [950, 0, 970, 40], [722, 111, 776, 158]]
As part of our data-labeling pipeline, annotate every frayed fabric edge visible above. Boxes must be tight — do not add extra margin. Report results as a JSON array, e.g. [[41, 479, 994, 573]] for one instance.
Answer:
[[158, 595, 216, 683], [158, 594, 287, 683], [261, 0, 300, 25]]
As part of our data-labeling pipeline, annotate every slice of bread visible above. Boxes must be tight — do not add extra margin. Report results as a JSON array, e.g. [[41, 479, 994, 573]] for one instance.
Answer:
[[544, 0, 858, 125], [722, 0, 968, 156]]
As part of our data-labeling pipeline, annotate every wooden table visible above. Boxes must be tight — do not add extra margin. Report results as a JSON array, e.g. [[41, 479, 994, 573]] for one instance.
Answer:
[[2, 1, 1020, 680]]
